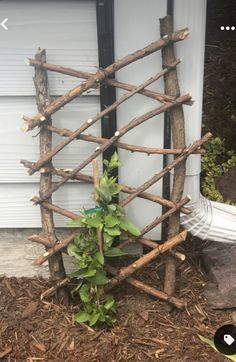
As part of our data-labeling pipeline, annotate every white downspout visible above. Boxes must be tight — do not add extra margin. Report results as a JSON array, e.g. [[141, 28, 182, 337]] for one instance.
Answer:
[[173, 0, 236, 244]]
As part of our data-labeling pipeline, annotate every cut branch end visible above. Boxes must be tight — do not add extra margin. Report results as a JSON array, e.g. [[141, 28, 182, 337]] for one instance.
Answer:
[[24, 58, 30, 66]]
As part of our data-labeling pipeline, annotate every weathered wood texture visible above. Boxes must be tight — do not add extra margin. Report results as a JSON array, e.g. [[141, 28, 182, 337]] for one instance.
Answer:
[[22, 160, 192, 215], [160, 16, 187, 298], [34, 48, 68, 302], [44, 124, 205, 155], [106, 230, 187, 290], [27, 93, 191, 202], [21, 28, 190, 132], [20, 27, 213, 308], [120, 133, 211, 207], [26, 58, 180, 104], [119, 196, 191, 249], [106, 265, 185, 309]]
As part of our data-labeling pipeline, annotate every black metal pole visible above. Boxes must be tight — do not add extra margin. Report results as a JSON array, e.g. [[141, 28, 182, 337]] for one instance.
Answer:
[[96, 0, 118, 179], [161, 0, 174, 241]]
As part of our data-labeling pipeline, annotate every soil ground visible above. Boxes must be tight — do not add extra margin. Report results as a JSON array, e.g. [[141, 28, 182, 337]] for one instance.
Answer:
[[0, 239, 234, 361]]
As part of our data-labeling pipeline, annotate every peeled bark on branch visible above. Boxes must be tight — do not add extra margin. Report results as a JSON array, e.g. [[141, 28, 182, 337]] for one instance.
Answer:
[[33, 48, 68, 302], [38, 231, 187, 304], [160, 16, 187, 298], [26, 58, 182, 105], [27, 66, 188, 177], [119, 196, 190, 248], [40, 278, 71, 300], [22, 164, 191, 214], [49, 168, 192, 215], [29, 94, 192, 202], [106, 265, 185, 309], [28, 234, 52, 248], [39, 267, 185, 308], [30, 195, 80, 220], [106, 230, 187, 290], [33, 232, 78, 266], [120, 132, 212, 207], [21, 28, 190, 132], [44, 125, 205, 155], [140, 238, 185, 261], [33, 197, 190, 266]]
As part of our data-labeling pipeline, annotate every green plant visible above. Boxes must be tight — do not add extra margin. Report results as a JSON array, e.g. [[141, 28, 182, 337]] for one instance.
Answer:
[[201, 137, 236, 203], [67, 152, 140, 327], [198, 335, 236, 361]]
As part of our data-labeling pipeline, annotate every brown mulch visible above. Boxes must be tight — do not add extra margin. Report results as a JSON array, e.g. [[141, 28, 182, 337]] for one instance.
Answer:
[[1, 2, 235, 362], [0, 240, 234, 362]]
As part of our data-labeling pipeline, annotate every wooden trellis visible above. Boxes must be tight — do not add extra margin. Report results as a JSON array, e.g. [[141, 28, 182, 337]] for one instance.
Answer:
[[21, 17, 212, 307]]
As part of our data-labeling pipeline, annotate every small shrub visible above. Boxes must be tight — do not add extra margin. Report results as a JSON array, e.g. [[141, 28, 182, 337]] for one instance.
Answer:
[[67, 153, 140, 327], [201, 137, 236, 203]]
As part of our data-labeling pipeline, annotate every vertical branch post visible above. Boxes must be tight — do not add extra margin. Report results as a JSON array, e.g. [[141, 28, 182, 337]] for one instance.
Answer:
[[160, 16, 187, 299], [34, 48, 68, 303]]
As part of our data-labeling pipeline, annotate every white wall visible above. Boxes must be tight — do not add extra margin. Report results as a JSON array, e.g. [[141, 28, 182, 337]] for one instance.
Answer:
[[114, 0, 167, 239]]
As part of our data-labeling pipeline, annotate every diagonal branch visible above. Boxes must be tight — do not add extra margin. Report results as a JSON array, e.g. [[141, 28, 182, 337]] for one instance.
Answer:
[[33, 232, 78, 266], [32, 196, 190, 266], [27, 94, 192, 202], [120, 132, 212, 207], [26, 172, 191, 215], [26, 62, 183, 176], [26, 58, 193, 106], [21, 28, 190, 132], [105, 265, 185, 309], [44, 125, 205, 155], [106, 230, 187, 290], [119, 196, 190, 248]]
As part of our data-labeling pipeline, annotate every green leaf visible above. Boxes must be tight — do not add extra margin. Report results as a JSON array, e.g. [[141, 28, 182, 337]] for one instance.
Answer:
[[198, 335, 236, 361], [103, 159, 109, 168], [74, 234, 82, 246], [110, 185, 122, 196], [97, 186, 112, 203], [105, 315, 117, 325], [104, 226, 121, 236], [108, 204, 116, 211], [95, 251, 104, 265], [79, 284, 90, 303], [67, 244, 79, 257], [74, 310, 90, 323], [104, 295, 115, 310], [103, 232, 113, 246], [86, 216, 103, 228], [67, 217, 83, 227], [83, 269, 97, 277], [105, 247, 126, 257], [89, 312, 100, 326], [120, 220, 141, 236], [89, 270, 109, 285], [109, 152, 121, 170], [68, 270, 84, 278], [104, 214, 119, 228]]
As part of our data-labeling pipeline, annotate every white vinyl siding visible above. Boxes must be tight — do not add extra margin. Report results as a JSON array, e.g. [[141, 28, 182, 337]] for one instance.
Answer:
[[0, 0, 100, 227], [0, 0, 98, 96]]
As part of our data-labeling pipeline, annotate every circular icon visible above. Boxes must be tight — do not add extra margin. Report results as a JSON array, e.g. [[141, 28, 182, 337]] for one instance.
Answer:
[[214, 324, 236, 355]]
